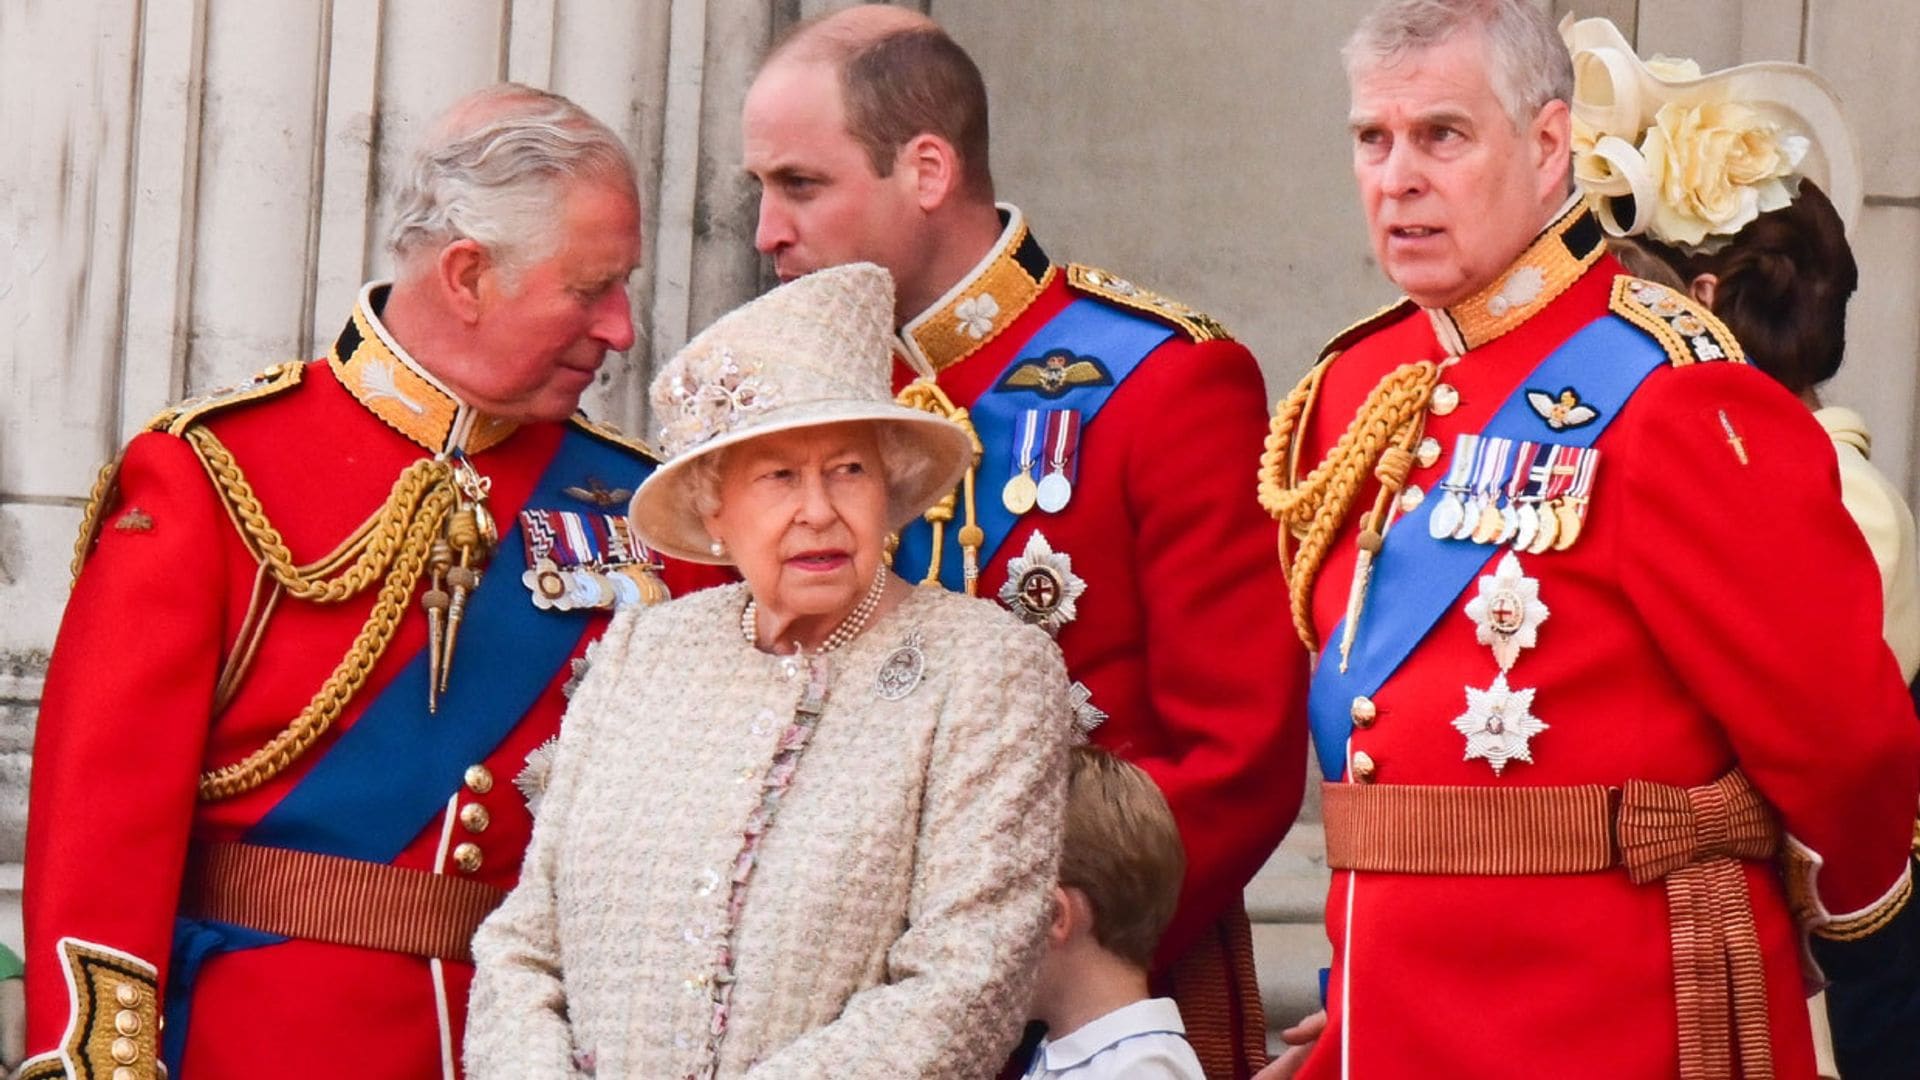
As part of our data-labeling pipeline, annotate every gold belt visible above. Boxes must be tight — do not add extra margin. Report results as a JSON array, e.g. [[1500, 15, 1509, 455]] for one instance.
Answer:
[[179, 841, 507, 963], [1324, 770, 1781, 1080]]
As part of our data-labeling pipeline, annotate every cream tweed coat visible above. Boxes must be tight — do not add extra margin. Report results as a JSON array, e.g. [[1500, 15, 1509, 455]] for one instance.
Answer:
[[465, 582, 1071, 1078]]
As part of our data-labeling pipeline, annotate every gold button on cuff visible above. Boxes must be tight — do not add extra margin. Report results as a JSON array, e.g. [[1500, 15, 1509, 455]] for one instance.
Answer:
[[463, 765, 494, 795], [114, 1009, 141, 1036], [110, 1036, 138, 1065], [1398, 485, 1425, 514], [115, 983, 139, 1008], [1416, 436, 1443, 469], [459, 802, 491, 833], [1432, 383, 1460, 416], [1350, 696, 1378, 729], [1351, 750, 1378, 783], [453, 842, 484, 874]]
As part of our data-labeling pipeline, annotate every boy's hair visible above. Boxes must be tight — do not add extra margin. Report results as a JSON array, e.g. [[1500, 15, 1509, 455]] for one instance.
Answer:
[[1059, 747, 1186, 969]]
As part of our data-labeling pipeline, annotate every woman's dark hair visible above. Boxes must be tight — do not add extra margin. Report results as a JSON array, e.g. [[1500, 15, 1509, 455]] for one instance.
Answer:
[[1640, 181, 1858, 396]]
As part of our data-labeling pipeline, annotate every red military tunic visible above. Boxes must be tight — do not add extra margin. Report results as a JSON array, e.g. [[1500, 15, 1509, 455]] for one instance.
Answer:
[[21, 285, 723, 1080], [1274, 205, 1920, 1078], [891, 206, 1309, 1077]]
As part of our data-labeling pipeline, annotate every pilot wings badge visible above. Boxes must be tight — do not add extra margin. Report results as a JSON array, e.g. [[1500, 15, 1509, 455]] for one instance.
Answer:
[[996, 349, 1113, 399], [1526, 387, 1599, 430]]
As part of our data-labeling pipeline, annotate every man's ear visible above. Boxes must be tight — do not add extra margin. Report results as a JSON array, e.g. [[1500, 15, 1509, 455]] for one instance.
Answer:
[[1532, 98, 1573, 205], [437, 239, 492, 324], [898, 132, 965, 212]]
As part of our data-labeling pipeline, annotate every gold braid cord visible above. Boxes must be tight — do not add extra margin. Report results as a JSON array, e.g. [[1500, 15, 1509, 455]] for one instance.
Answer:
[[69, 455, 126, 583], [1256, 360, 1439, 651], [894, 379, 986, 594], [184, 426, 457, 800]]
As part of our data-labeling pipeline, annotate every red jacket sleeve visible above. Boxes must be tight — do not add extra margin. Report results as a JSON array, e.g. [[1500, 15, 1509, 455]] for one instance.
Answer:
[[1618, 362, 1920, 919], [1117, 337, 1310, 961], [24, 431, 227, 1055]]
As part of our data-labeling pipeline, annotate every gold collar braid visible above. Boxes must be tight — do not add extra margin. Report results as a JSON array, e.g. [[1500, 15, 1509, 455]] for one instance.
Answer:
[[1257, 360, 1439, 653]]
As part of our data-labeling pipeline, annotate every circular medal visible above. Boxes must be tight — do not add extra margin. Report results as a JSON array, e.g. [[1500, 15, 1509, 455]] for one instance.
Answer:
[[1512, 503, 1539, 551], [1528, 500, 1560, 554], [1552, 500, 1584, 551], [618, 564, 671, 606], [1035, 472, 1073, 514], [1001, 472, 1039, 515], [566, 570, 613, 609], [1428, 492, 1465, 539], [1496, 503, 1519, 545], [607, 570, 642, 609], [1470, 502, 1504, 545], [1453, 495, 1483, 540]]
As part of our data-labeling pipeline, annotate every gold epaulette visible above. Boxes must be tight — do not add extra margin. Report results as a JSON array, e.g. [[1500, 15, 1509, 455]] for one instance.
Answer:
[[1065, 264, 1234, 342], [72, 362, 307, 582], [569, 413, 663, 463], [144, 360, 305, 436], [1318, 297, 1419, 361], [1608, 276, 1746, 368]]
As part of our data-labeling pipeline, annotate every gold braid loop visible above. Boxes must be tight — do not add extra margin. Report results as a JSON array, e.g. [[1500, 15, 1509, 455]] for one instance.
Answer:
[[197, 480, 456, 800], [1255, 360, 1439, 651], [185, 425, 453, 603], [70, 456, 126, 584], [894, 378, 986, 593]]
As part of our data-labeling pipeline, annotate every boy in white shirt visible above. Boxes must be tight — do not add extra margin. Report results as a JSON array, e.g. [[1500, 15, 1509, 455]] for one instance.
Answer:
[[1023, 747, 1205, 1080]]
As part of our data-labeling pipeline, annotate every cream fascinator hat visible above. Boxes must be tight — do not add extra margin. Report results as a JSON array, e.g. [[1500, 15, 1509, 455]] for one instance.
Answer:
[[629, 263, 973, 565], [1561, 15, 1861, 250]]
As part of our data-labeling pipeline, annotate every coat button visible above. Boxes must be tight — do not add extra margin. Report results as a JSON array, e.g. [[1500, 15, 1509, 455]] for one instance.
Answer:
[[459, 803, 492, 833], [453, 842, 484, 874], [1398, 485, 1425, 514], [1351, 750, 1378, 783], [114, 1009, 141, 1036], [115, 1069, 137, 1080], [1416, 436, 1442, 469], [111, 1037, 138, 1064], [464, 765, 494, 795], [115, 983, 139, 1008], [1350, 696, 1378, 729], [1432, 383, 1460, 416]]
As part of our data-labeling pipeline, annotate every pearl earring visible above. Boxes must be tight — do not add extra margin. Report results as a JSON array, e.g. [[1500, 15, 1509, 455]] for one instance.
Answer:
[[709, 538, 726, 558]]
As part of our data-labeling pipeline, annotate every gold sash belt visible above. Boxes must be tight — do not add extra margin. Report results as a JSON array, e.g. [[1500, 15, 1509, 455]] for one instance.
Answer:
[[1323, 771, 1781, 1079], [180, 841, 507, 963]]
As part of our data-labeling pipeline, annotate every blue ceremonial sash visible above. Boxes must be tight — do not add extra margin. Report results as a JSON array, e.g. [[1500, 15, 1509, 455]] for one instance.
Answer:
[[163, 427, 653, 1076], [894, 299, 1173, 589], [1306, 315, 1666, 780]]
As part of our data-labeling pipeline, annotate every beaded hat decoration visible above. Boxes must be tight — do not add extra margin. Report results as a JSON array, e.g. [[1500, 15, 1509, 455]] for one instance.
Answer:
[[1561, 15, 1861, 251], [628, 263, 974, 565]]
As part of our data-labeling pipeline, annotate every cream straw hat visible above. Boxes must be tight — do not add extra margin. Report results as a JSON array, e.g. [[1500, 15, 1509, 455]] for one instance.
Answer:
[[629, 263, 973, 565]]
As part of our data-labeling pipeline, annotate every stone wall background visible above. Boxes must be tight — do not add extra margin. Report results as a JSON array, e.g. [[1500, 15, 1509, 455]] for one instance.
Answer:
[[3, 0, 1917, 1041]]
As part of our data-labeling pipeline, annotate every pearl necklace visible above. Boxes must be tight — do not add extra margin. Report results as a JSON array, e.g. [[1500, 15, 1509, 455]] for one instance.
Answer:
[[740, 565, 889, 656]]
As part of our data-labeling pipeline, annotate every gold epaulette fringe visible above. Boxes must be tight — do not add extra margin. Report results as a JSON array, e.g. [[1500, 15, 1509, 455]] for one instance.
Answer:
[[184, 424, 458, 800]]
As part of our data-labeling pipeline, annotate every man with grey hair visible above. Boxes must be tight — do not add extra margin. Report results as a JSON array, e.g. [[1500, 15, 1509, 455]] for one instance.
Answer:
[[19, 84, 717, 1079], [1258, 0, 1920, 1076]]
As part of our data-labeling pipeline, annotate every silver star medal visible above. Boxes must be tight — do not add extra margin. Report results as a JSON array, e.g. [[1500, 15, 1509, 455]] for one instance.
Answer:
[[1067, 681, 1108, 743], [999, 531, 1086, 636], [1451, 673, 1547, 775], [514, 735, 562, 815], [1462, 551, 1548, 671], [1455, 551, 1550, 773]]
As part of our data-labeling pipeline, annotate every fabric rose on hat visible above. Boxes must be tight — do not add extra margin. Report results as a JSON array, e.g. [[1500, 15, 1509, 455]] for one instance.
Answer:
[[1639, 99, 1807, 247]]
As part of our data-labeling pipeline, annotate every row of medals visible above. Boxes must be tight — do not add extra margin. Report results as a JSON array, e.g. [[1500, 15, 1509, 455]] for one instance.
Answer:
[[1427, 478, 1587, 554], [526, 556, 667, 611]]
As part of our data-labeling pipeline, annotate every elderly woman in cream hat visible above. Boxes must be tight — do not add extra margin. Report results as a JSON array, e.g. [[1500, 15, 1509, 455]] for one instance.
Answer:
[[464, 263, 1072, 1079]]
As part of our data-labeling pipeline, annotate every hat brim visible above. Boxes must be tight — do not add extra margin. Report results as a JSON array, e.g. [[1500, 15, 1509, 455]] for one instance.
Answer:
[[628, 401, 976, 566]]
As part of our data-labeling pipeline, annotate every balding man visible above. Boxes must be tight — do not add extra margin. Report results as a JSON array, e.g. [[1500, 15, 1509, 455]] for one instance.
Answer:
[[20, 85, 718, 1079], [743, 9, 1307, 1078]]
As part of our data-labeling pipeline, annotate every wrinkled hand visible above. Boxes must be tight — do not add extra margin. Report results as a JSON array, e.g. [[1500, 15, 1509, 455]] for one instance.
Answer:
[[1253, 1009, 1326, 1080], [0, 975, 24, 1071]]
